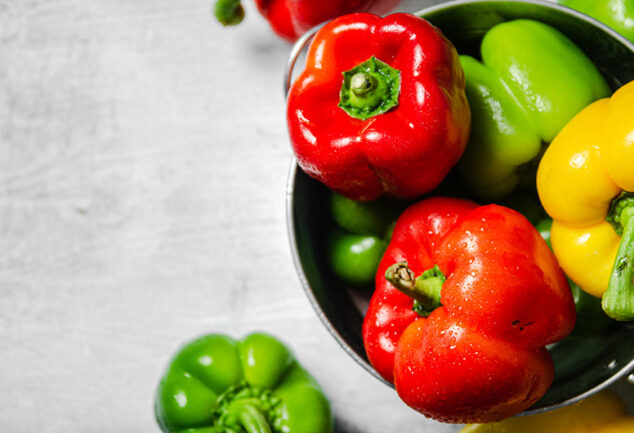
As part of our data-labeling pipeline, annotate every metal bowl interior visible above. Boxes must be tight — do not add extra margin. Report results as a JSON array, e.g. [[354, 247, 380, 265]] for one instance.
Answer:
[[286, 0, 634, 415]]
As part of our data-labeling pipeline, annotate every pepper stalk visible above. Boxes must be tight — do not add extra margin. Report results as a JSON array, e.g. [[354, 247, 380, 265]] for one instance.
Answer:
[[603, 192, 634, 321], [225, 399, 273, 433], [213, 384, 281, 433], [338, 56, 401, 121], [214, 0, 245, 26], [385, 262, 444, 316]]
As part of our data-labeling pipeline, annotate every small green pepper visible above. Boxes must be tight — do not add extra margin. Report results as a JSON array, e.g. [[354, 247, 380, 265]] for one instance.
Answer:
[[328, 230, 387, 286], [327, 192, 400, 287], [155, 333, 333, 433], [459, 19, 610, 199], [560, 0, 634, 42], [329, 192, 398, 236]]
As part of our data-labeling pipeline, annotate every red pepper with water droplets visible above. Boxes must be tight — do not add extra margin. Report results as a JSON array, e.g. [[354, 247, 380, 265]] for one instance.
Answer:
[[286, 13, 470, 201], [362, 197, 576, 423]]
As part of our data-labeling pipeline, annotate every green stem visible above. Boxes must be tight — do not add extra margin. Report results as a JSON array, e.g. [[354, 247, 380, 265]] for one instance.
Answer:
[[338, 57, 400, 121], [350, 72, 378, 96], [214, 0, 244, 26], [227, 399, 272, 433], [603, 205, 634, 321], [385, 262, 444, 317]]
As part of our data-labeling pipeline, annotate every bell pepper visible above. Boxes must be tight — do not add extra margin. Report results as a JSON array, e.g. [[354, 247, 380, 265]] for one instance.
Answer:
[[461, 390, 634, 433], [213, 0, 400, 41], [559, 0, 634, 42], [287, 13, 470, 201], [537, 80, 634, 321], [459, 19, 609, 199], [155, 332, 333, 433], [536, 219, 615, 334], [327, 192, 398, 287], [362, 197, 576, 423], [328, 230, 387, 286], [329, 191, 398, 236]]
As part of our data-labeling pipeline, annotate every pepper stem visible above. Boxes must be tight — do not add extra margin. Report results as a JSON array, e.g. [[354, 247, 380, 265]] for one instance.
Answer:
[[385, 262, 445, 317], [214, 0, 245, 26], [214, 383, 279, 433], [226, 399, 273, 433], [603, 202, 634, 321], [350, 72, 378, 96], [339, 57, 401, 121]]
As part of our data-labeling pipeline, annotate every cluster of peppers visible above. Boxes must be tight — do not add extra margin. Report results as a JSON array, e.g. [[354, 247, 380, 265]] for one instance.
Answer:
[[155, 1, 634, 431], [285, 7, 634, 427]]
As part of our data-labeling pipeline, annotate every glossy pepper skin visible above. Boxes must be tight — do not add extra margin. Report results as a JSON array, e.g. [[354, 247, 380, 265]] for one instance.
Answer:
[[536, 219, 615, 334], [215, 0, 400, 41], [328, 230, 387, 286], [537, 80, 634, 321], [560, 0, 634, 42], [461, 390, 634, 433], [155, 333, 333, 433], [287, 13, 470, 201], [327, 192, 401, 286], [362, 197, 575, 423], [459, 19, 609, 199]]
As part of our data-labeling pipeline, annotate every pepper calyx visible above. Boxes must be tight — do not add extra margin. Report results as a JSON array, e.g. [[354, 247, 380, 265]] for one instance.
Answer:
[[339, 56, 401, 121], [385, 262, 445, 317], [213, 382, 281, 433], [607, 192, 634, 236]]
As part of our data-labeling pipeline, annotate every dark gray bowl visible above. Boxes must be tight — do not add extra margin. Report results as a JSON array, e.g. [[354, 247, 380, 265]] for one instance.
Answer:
[[286, 0, 634, 415]]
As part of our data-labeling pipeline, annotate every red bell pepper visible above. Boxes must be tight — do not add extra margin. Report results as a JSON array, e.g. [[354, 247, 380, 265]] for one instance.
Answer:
[[214, 0, 400, 41], [286, 13, 470, 201], [362, 197, 576, 423]]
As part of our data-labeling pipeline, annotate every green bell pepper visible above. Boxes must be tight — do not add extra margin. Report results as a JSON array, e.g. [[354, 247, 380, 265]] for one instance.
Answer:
[[327, 192, 400, 287], [155, 333, 333, 433], [560, 0, 634, 42], [459, 19, 610, 199], [328, 229, 387, 286], [329, 192, 396, 236]]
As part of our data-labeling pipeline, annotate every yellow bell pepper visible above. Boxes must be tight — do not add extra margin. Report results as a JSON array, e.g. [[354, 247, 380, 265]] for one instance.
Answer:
[[461, 390, 634, 433], [537, 80, 634, 321]]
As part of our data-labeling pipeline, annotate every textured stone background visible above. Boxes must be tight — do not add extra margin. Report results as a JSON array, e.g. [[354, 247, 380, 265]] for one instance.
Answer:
[[0, 0, 631, 431]]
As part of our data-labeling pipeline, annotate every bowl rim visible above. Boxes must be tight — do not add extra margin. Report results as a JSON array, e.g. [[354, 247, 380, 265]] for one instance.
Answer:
[[286, 162, 389, 386], [285, 0, 634, 417], [417, 0, 634, 54]]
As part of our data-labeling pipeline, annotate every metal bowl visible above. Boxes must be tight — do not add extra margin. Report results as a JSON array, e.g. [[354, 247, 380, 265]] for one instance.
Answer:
[[286, 0, 634, 415]]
